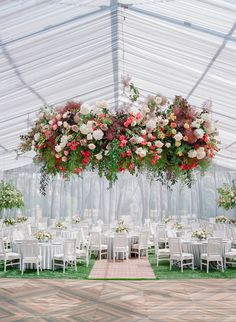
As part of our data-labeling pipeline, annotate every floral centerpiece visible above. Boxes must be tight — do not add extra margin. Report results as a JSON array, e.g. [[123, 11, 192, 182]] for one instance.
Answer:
[[16, 215, 28, 223], [34, 230, 53, 242], [20, 78, 219, 195], [72, 215, 80, 224], [163, 217, 172, 224], [229, 218, 236, 225], [0, 181, 24, 213], [192, 229, 209, 240], [215, 215, 228, 223], [55, 222, 67, 229], [3, 217, 16, 226], [217, 183, 236, 210], [173, 222, 184, 230], [115, 219, 129, 233]]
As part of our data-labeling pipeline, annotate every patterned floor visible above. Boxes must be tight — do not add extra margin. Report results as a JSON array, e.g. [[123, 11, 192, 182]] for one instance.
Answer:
[[1, 278, 236, 321], [89, 258, 156, 279]]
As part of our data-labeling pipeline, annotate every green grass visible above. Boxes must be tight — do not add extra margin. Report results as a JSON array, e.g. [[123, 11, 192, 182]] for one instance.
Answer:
[[148, 253, 236, 280], [0, 257, 95, 279]]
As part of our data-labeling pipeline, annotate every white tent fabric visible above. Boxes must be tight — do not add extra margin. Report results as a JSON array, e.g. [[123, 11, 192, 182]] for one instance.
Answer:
[[0, 0, 236, 171]]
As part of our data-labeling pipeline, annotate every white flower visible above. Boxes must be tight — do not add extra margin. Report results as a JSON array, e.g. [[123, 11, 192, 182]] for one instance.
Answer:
[[191, 121, 201, 129], [63, 112, 69, 118], [204, 121, 215, 134], [141, 130, 147, 135], [95, 153, 103, 160], [80, 103, 91, 115], [196, 147, 206, 160], [87, 133, 93, 140], [155, 140, 164, 148], [155, 96, 162, 105], [34, 133, 40, 142], [55, 144, 62, 153], [57, 121, 62, 127], [87, 121, 95, 131], [131, 120, 137, 126], [188, 150, 197, 158], [80, 124, 90, 135], [136, 147, 147, 158], [165, 142, 171, 148], [63, 121, 69, 128], [141, 104, 150, 114], [146, 119, 156, 130], [92, 100, 109, 114], [88, 143, 96, 150], [147, 142, 152, 147], [157, 148, 162, 154], [174, 132, 183, 141], [93, 129, 104, 140], [61, 135, 68, 144], [136, 136, 144, 144], [194, 128, 205, 139], [201, 113, 211, 122]]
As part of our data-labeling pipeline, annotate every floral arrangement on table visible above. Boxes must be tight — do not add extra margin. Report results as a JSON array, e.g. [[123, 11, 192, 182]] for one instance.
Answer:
[[55, 222, 67, 229], [215, 215, 228, 223], [229, 218, 236, 225], [217, 182, 236, 210], [173, 222, 184, 230], [16, 215, 28, 223], [34, 230, 53, 241], [192, 229, 209, 240], [20, 77, 219, 195], [0, 181, 24, 212], [72, 215, 80, 224], [163, 216, 172, 224], [3, 217, 16, 226], [115, 219, 129, 233]]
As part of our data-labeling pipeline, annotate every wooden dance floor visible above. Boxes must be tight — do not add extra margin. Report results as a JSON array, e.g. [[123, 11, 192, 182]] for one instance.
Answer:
[[0, 278, 236, 321]]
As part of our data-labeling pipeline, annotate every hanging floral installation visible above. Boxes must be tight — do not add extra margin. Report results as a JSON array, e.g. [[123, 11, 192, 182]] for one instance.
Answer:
[[20, 78, 219, 194], [217, 182, 236, 210], [0, 181, 24, 212]]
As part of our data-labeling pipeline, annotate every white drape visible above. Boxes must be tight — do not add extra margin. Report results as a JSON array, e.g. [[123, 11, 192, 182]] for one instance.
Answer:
[[1, 164, 236, 222]]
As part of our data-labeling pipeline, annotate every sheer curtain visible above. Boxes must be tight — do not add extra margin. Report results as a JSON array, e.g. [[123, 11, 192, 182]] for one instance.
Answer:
[[1, 164, 236, 222]]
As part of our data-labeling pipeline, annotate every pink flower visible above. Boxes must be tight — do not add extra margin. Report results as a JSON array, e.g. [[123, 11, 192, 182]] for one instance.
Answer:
[[62, 156, 67, 162], [64, 150, 69, 156], [119, 135, 127, 147], [136, 112, 142, 120], [52, 124, 58, 131], [129, 163, 135, 170], [71, 125, 79, 132], [56, 114, 62, 120]]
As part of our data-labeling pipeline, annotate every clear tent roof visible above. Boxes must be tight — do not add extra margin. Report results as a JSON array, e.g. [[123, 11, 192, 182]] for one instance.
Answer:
[[0, 0, 236, 171]]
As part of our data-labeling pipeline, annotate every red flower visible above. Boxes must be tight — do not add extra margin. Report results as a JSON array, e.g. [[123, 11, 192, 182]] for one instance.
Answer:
[[119, 135, 128, 147], [136, 112, 142, 120], [129, 163, 135, 170], [170, 122, 177, 128], [44, 130, 52, 139], [74, 167, 83, 173], [120, 153, 126, 158], [81, 150, 90, 157], [204, 134, 209, 142], [82, 157, 90, 165], [60, 166, 66, 172], [126, 149, 132, 157], [67, 141, 79, 151], [119, 167, 125, 172]]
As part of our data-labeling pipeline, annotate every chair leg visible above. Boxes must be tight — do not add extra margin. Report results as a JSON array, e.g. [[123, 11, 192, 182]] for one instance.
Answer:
[[221, 259, 224, 273], [75, 260, 77, 272], [192, 259, 194, 270], [200, 260, 202, 270], [4, 260, 6, 273], [53, 259, 54, 271], [157, 256, 159, 267], [63, 260, 65, 274], [169, 259, 172, 271], [37, 262, 39, 276], [181, 260, 183, 273], [21, 262, 24, 275], [207, 260, 209, 273], [99, 251, 101, 261]]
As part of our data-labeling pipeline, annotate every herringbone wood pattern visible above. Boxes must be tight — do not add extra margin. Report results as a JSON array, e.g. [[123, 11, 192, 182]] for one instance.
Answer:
[[0, 279, 236, 321]]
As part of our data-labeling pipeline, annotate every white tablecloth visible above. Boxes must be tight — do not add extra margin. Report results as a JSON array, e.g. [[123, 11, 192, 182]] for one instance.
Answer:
[[182, 240, 231, 267], [13, 242, 63, 270]]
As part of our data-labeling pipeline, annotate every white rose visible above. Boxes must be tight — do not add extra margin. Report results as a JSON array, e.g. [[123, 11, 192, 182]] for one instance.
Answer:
[[136, 147, 147, 158], [88, 143, 96, 150], [147, 142, 152, 147], [95, 153, 103, 160], [146, 119, 156, 130], [80, 103, 91, 115], [87, 133, 93, 140], [165, 142, 171, 148], [61, 135, 68, 144], [141, 130, 147, 135], [174, 132, 183, 141], [188, 150, 197, 158], [34, 133, 40, 142], [63, 121, 69, 128], [136, 136, 144, 144], [204, 121, 215, 134], [162, 119, 169, 126], [87, 121, 95, 131], [141, 104, 150, 114], [131, 120, 137, 126], [194, 128, 205, 139], [93, 100, 109, 114], [196, 147, 206, 160], [191, 121, 201, 129], [63, 112, 69, 118], [157, 148, 162, 154], [55, 144, 62, 153], [155, 96, 162, 105], [57, 121, 62, 127], [93, 129, 104, 141], [201, 113, 211, 122], [155, 140, 164, 148], [80, 124, 90, 135]]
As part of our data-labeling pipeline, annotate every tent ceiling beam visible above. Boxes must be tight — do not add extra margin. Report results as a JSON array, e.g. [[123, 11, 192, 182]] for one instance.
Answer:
[[187, 22, 236, 98]]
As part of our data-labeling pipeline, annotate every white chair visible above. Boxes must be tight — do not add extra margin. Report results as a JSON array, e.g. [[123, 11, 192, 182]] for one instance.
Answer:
[[156, 227, 169, 247], [0, 238, 21, 272], [131, 231, 149, 259], [224, 249, 236, 268], [200, 238, 224, 273], [168, 237, 194, 272], [89, 231, 108, 260], [76, 234, 89, 267], [20, 241, 42, 275], [154, 235, 170, 267], [113, 233, 129, 262], [53, 239, 77, 273]]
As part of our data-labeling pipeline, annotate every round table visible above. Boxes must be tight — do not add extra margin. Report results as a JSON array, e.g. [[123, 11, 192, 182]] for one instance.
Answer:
[[13, 241, 63, 270]]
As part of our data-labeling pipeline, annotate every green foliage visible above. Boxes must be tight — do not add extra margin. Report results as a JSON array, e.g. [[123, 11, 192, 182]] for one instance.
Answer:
[[0, 181, 24, 212]]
